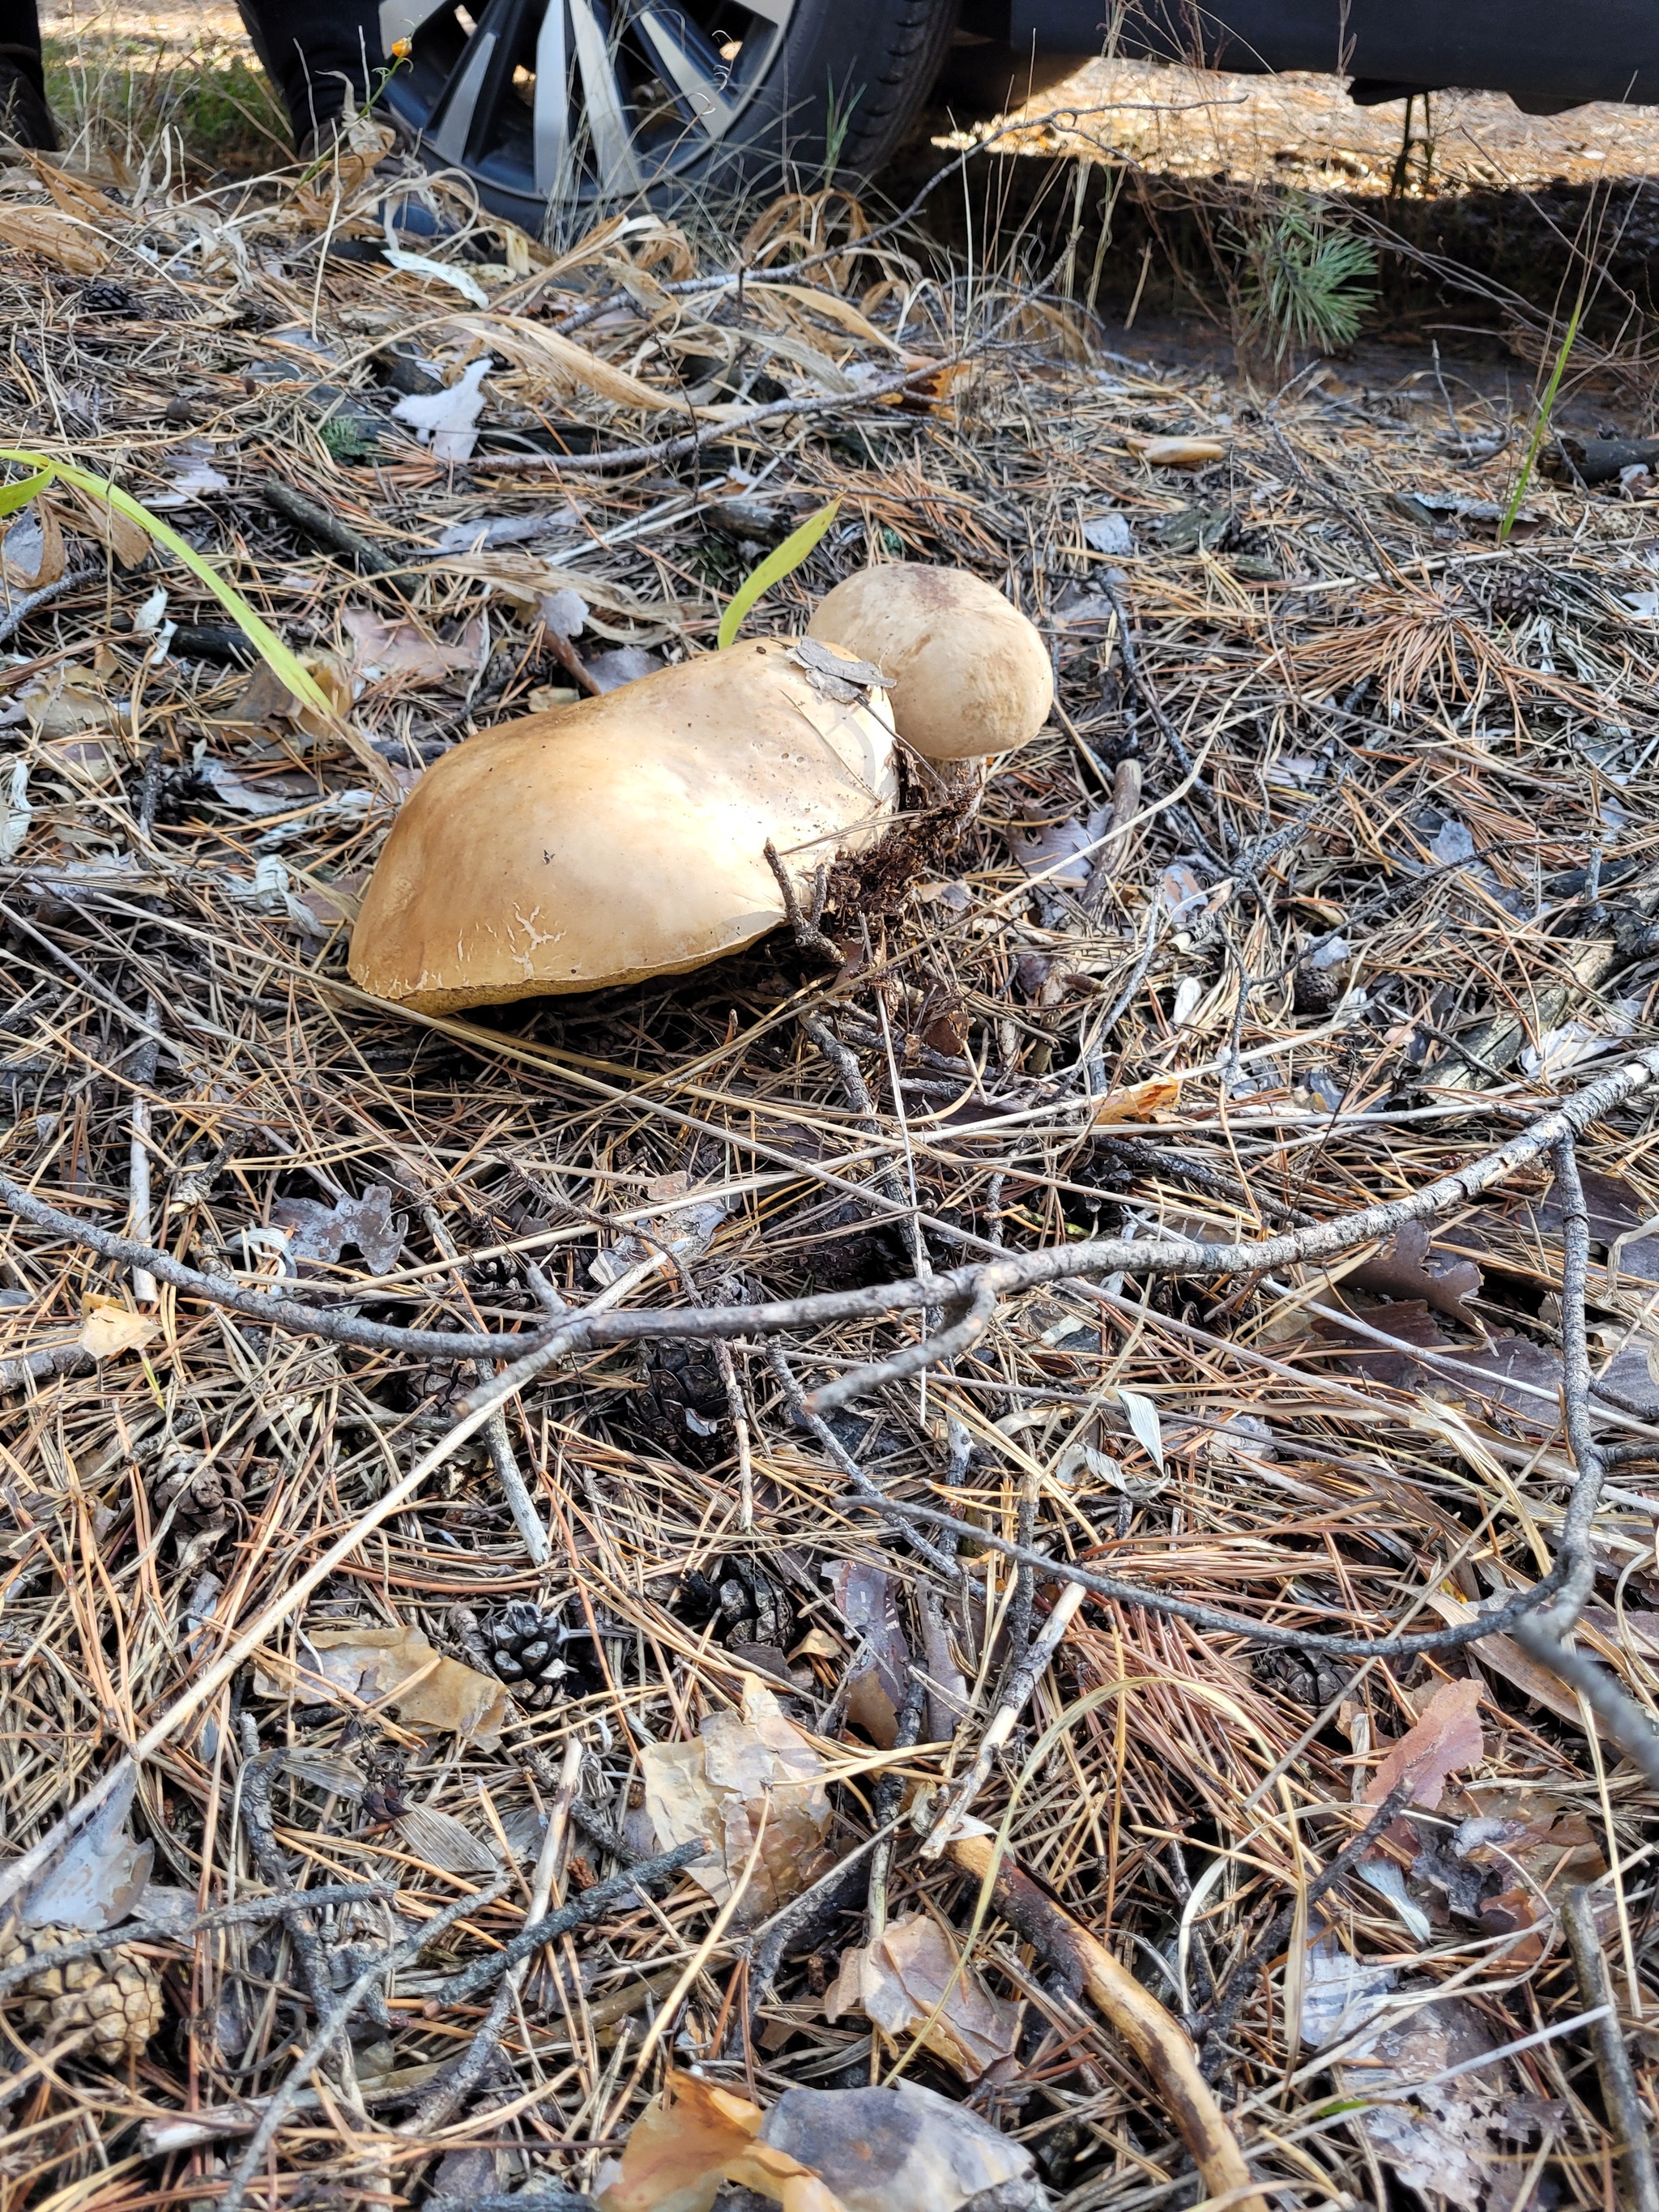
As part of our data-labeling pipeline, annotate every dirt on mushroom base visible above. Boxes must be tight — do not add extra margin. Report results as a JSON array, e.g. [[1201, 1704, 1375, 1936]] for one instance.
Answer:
[[0, 62, 1654, 2212]]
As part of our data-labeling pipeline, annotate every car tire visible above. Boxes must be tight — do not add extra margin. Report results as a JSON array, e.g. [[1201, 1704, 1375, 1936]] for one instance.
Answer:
[[375, 0, 961, 232]]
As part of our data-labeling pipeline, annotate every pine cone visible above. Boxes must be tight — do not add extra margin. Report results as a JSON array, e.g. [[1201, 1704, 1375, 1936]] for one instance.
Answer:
[[484, 1601, 569, 1709], [1485, 567, 1549, 624], [1, 1929, 163, 2061], [77, 277, 142, 317], [1254, 1644, 1347, 1710], [639, 1338, 729, 1445], [154, 1446, 243, 1536], [675, 1557, 794, 1652]]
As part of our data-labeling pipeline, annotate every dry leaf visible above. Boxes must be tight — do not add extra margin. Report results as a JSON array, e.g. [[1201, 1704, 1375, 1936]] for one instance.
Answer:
[[759, 2081, 1043, 2212], [595, 2070, 842, 2212], [271, 1185, 405, 1273], [342, 607, 484, 684], [2, 498, 64, 588], [1347, 1221, 1482, 1318], [825, 1560, 908, 1749], [825, 1912, 1019, 2081], [1094, 1076, 1182, 1123], [1337, 1997, 1551, 2212], [17, 1767, 153, 1928], [257, 1623, 506, 1745], [23, 674, 112, 738], [45, 734, 122, 785], [60, 479, 149, 567], [0, 204, 109, 274], [1127, 434, 1226, 467], [1366, 1677, 1484, 1809], [450, 313, 689, 414], [639, 1676, 834, 1925], [79, 1297, 160, 1357]]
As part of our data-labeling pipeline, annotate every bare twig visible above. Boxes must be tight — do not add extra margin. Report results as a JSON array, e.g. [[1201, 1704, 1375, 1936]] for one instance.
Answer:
[[923, 1579, 1087, 1856], [949, 1832, 1269, 2212], [764, 840, 841, 963], [1559, 1885, 1659, 2212], [1196, 1780, 1414, 2078]]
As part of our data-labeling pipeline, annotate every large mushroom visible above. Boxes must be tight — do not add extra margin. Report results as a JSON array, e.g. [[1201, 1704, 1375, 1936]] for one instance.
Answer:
[[806, 564, 1051, 761], [348, 638, 894, 1012]]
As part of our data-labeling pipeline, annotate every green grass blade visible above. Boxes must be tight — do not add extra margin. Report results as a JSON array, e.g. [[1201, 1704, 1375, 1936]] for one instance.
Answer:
[[0, 447, 336, 718], [0, 468, 49, 518], [1499, 296, 1583, 544], [718, 498, 840, 650]]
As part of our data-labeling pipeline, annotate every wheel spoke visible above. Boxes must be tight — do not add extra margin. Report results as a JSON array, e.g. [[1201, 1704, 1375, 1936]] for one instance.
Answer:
[[726, 0, 791, 24], [532, 0, 572, 197], [428, 0, 535, 162], [567, 0, 642, 196], [632, 6, 735, 139]]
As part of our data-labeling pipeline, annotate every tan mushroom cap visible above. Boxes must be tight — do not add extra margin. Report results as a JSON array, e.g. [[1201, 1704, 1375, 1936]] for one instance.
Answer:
[[348, 639, 895, 1013], [806, 563, 1051, 761]]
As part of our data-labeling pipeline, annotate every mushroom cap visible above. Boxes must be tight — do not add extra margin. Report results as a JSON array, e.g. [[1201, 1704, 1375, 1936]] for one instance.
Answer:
[[805, 563, 1051, 760], [348, 639, 895, 1012]]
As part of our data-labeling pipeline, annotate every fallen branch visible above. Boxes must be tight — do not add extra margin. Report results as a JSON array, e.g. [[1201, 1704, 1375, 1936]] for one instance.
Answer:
[[948, 1831, 1269, 2212], [0, 1884, 392, 2001], [424, 1841, 706, 2009], [1196, 1781, 1413, 2078], [922, 1580, 1087, 1857], [15, 1030, 1656, 1398], [842, 1487, 1577, 1661], [1559, 1885, 1659, 2212]]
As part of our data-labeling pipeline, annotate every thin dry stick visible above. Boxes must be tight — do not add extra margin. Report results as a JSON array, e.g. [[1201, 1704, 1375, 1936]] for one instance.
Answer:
[[922, 1580, 1087, 1857], [949, 1832, 1269, 2212], [1559, 1885, 1659, 2212], [126, 995, 160, 1304], [485, 1405, 552, 1566], [215, 1868, 518, 2212]]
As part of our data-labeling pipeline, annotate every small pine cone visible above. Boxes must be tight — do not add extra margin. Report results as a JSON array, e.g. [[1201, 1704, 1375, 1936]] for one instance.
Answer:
[[1254, 1644, 1348, 1711], [639, 1338, 729, 1443], [1, 1930, 163, 2061], [485, 1601, 567, 1709], [1485, 567, 1548, 624], [154, 1446, 243, 1534], [77, 277, 142, 317]]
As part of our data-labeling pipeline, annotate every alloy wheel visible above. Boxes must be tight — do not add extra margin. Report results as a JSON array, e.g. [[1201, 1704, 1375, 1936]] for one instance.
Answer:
[[377, 0, 800, 226]]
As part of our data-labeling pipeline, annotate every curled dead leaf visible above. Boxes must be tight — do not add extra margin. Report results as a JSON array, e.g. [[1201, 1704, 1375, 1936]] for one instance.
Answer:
[[2, 498, 64, 589], [638, 1676, 834, 1925], [1366, 1677, 1484, 1810], [595, 2071, 842, 2212], [1094, 1076, 1182, 1123], [78, 1297, 160, 1358], [1126, 434, 1226, 468], [58, 479, 150, 568], [824, 1911, 1019, 2081], [595, 2072, 1045, 2212], [254, 1622, 506, 1745], [0, 205, 109, 275]]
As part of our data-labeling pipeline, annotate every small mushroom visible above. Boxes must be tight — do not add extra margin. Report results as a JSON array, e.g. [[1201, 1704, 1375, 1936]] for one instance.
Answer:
[[806, 563, 1052, 761], [348, 638, 894, 1012]]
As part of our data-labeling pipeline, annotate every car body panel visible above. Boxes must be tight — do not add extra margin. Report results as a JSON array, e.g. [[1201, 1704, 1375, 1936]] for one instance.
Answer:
[[1009, 1, 1659, 106]]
